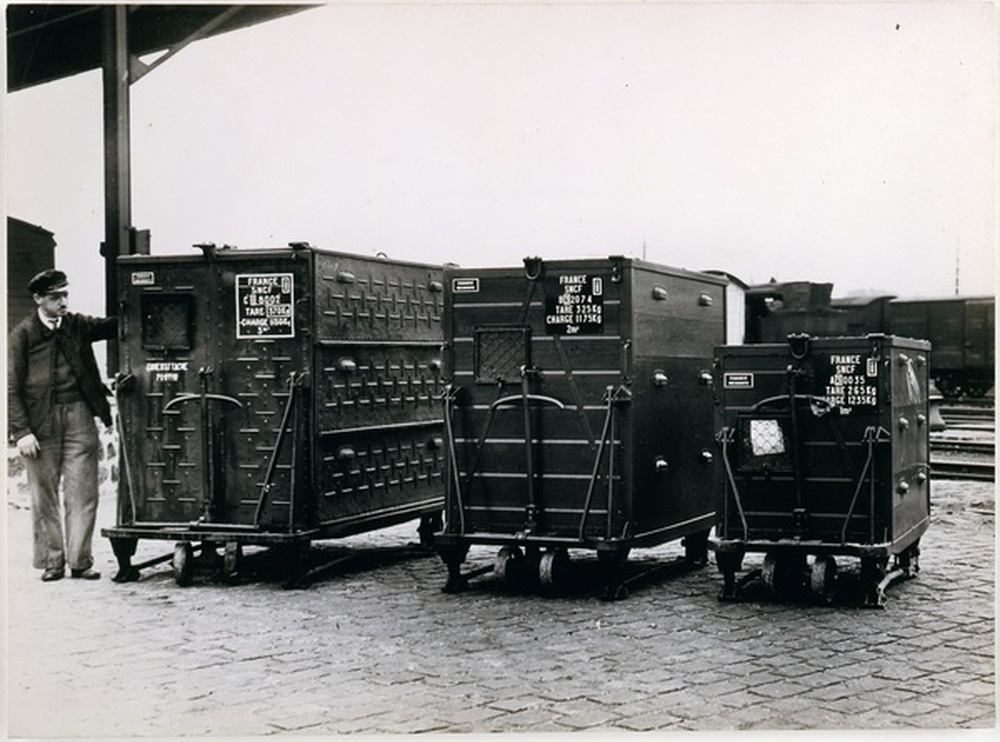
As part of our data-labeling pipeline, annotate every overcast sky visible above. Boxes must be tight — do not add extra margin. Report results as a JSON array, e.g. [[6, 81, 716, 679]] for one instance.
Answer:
[[5, 1, 997, 317]]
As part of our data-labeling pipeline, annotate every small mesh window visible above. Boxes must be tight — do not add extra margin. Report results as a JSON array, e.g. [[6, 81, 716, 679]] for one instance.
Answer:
[[474, 327, 530, 383], [141, 294, 193, 350], [737, 414, 793, 471], [749, 419, 786, 456]]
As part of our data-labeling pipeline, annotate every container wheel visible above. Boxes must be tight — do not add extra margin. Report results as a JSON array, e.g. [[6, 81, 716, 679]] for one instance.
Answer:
[[809, 555, 838, 604], [494, 545, 524, 586], [173, 541, 194, 587], [538, 548, 569, 591], [762, 552, 805, 600]]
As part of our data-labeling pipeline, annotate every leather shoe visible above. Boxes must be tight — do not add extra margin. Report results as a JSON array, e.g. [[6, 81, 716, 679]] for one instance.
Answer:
[[70, 568, 100, 580], [41, 568, 64, 582]]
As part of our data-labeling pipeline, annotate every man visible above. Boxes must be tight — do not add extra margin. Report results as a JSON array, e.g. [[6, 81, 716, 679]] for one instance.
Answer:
[[8, 269, 117, 582]]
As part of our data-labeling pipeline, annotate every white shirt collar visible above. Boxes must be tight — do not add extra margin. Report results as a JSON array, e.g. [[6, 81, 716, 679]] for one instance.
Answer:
[[37, 310, 60, 330]]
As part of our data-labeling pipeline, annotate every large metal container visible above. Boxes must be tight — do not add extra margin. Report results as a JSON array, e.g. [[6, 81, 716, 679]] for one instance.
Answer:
[[711, 334, 931, 606], [434, 256, 726, 598], [102, 243, 446, 585]]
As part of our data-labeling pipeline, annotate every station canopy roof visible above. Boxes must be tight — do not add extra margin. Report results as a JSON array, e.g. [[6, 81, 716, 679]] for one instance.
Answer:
[[7, 3, 313, 92]]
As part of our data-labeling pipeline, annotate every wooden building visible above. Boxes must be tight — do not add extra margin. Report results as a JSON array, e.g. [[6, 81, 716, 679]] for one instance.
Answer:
[[7, 217, 56, 332]]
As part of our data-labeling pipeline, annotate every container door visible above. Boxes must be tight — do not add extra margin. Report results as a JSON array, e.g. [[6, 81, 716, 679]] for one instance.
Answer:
[[117, 256, 309, 529], [117, 260, 218, 526]]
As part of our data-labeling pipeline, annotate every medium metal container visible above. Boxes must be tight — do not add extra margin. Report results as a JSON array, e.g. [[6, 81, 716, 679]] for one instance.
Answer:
[[434, 256, 726, 598], [102, 243, 445, 586], [711, 334, 931, 606]]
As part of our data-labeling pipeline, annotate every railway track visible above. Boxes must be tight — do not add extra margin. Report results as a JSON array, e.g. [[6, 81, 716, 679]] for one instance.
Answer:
[[939, 399, 995, 430], [930, 458, 995, 482], [930, 438, 995, 455], [930, 397, 994, 480]]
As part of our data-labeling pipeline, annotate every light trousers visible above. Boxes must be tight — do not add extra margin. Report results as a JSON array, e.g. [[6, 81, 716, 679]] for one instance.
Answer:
[[25, 400, 101, 572]]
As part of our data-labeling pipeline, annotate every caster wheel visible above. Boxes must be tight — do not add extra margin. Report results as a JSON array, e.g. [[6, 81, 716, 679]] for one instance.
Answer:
[[809, 555, 838, 604], [538, 549, 569, 591], [762, 552, 805, 600], [494, 546, 523, 586], [173, 541, 194, 587]]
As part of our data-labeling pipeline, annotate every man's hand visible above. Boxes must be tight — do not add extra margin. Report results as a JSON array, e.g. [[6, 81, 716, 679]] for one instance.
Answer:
[[16, 434, 40, 459]]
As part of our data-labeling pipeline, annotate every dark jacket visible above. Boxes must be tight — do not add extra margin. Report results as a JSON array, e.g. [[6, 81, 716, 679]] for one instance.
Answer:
[[8, 312, 118, 441]]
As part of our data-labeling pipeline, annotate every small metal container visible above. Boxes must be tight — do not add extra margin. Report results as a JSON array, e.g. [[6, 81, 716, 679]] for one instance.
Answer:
[[711, 334, 931, 606]]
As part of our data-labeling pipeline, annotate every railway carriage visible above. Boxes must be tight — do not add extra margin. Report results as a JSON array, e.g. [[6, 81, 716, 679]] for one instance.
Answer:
[[744, 280, 994, 398]]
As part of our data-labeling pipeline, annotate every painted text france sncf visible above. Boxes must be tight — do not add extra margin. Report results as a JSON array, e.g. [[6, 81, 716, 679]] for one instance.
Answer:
[[544, 274, 604, 335], [236, 273, 295, 339], [824, 353, 878, 413]]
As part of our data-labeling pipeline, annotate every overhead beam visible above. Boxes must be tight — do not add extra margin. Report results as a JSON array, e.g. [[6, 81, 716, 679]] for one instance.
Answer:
[[7, 4, 314, 92], [129, 5, 243, 83]]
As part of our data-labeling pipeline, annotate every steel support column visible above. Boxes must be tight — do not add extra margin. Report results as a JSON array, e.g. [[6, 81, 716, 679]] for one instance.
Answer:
[[102, 4, 131, 371]]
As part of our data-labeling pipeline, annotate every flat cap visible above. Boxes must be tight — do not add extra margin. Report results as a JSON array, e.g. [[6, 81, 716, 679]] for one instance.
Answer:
[[28, 269, 69, 296]]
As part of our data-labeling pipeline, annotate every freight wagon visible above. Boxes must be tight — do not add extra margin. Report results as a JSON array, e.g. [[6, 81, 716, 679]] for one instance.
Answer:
[[745, 280, 994, 398], [102, 243, 446, 586], [434, 256, 726, 599], [888, 296, 994, 398]]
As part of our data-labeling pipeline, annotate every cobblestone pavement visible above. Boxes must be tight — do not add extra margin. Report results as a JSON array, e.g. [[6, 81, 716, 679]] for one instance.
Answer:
[[4, 477, 995, 739]]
